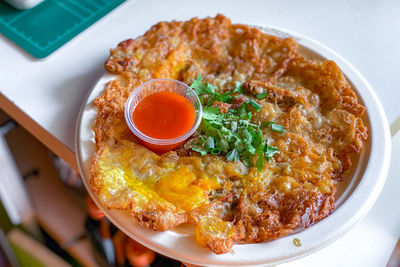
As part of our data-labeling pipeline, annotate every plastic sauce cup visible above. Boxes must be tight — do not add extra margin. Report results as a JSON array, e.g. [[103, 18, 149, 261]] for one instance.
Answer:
[[125, 79, 202, 154]]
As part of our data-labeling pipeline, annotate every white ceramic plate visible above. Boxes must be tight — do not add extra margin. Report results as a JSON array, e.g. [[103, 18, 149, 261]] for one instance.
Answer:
[[75, 25, 391, 266]]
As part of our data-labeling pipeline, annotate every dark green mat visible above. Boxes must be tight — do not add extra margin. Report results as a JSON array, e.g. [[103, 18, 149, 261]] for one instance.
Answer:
[[0, 0, 126, 58]]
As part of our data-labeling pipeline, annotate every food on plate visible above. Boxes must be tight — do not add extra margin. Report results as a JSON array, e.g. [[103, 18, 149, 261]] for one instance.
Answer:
[[90, 14, 368, 254]]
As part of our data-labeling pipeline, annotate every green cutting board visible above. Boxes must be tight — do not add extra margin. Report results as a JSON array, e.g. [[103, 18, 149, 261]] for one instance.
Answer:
[[0, 0, 126, 58]]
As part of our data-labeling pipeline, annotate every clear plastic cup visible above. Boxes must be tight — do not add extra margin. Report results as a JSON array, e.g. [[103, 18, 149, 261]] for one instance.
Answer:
[[124, 79, 202, 154]]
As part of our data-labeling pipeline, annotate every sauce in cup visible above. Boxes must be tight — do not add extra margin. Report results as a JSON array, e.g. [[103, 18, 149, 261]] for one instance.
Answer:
[[132, 91, 196, 139], [125, 79, 202, 154]]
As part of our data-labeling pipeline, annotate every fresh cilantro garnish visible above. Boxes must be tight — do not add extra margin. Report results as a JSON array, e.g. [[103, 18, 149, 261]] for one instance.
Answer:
[[192, 146, 207, 156], [191, 75, 240, 106], [190, 76, 284, 171], [190, 75, 216, 96], [202, 106, 223, 121]]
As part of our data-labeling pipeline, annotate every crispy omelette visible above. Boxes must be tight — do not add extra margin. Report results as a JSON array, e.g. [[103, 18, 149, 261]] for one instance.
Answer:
[[90, 14, 368, 254]]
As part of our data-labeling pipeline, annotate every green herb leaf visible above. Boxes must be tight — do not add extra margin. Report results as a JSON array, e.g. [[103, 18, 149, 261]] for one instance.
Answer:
[[206, 83, 217, 95], [189, 75, 282, 171], [256, 92, 268, 100], [202, 106, 222, 121], [217, 91, 234, 103], [190, 75, 216, 95], [192, 146, 207, 156]]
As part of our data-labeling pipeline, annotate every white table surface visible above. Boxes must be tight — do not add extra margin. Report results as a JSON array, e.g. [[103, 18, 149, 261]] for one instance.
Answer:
[[1, 0, 399, 266]]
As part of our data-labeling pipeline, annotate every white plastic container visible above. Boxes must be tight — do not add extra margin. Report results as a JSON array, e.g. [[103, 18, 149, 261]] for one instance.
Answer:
[[124, 78, 202, 154]]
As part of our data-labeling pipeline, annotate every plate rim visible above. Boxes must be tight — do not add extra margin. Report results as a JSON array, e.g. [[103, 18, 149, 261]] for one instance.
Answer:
[[75, 24, 391, 266]]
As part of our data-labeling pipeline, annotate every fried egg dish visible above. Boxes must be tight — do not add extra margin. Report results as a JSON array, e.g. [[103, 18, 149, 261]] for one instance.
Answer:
[[90, 14, 368, 254]]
